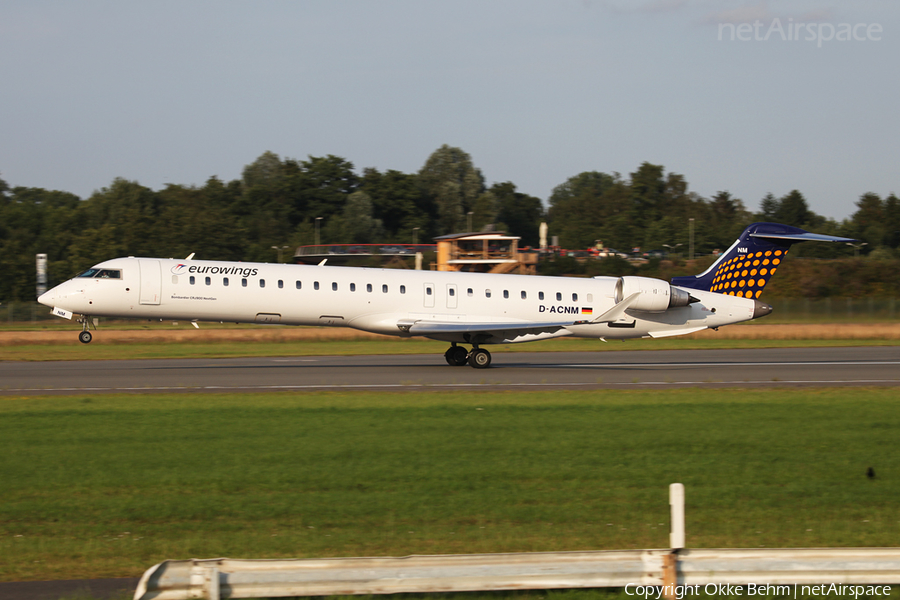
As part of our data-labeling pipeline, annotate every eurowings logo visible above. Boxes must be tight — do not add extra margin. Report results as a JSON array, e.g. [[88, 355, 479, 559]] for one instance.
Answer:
[[171, 263, 188, 275]]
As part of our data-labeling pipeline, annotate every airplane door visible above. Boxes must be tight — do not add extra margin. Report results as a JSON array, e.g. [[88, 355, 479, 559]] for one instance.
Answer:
[[139, 259, 162, 305], [446, 284, 458, 309], [424, 283, 435, 308]]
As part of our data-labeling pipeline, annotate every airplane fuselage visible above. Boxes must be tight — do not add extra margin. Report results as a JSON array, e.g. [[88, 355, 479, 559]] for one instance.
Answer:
[[39, 256, 761, 345]]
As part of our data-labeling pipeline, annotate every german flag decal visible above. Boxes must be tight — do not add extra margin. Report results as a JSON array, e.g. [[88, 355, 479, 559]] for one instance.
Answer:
[[582, 307, 593, 315]]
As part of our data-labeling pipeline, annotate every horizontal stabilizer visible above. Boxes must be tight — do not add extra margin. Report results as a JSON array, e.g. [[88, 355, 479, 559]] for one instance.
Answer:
[[749, 231, 856, 243]]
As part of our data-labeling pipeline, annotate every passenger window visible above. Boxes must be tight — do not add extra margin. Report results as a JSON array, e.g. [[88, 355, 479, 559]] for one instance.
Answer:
[[242, 278, 247, 287], [314, 281, 320, 290], [333, 282, 338, 291], [172, 275, 178, 284], [587, 293, 593, 302], [350, 283, 356, 292], [296, 281, 301, 289], [205, 276, 211, 286], [278, 280, 284, 289], [486, 289, 492, 298], [367, 284, 373, 292], [539, 291, 544, 300], [556, 292, 562, 301], [260, 279, 266, 288], [223, 278, 229, 286], [190, 276, 195, 285], [382, 284, 388, 293], [449, 288, 455, 296], [503, 290, 509, 299], [467, 288, 473, 297], [426, 287, 432, 295], [521, 291, 526, 299], [572, 293, 578, 302], [400, 285, 406, 294]]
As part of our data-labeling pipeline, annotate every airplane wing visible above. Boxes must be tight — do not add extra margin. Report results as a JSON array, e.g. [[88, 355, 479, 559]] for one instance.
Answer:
[[398, 320, 575, 335], [396, 294, 645, 337]]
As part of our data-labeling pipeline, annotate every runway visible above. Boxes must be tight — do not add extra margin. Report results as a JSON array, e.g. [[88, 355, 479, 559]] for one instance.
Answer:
[[2, 346, 899, 395]]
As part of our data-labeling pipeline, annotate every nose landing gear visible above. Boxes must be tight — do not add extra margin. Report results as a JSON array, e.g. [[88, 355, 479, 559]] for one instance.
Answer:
[[77, 316, 94, 344]]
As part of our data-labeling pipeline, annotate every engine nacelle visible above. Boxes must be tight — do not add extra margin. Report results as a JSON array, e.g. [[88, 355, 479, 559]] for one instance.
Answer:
[[615, 276, 694, 312]]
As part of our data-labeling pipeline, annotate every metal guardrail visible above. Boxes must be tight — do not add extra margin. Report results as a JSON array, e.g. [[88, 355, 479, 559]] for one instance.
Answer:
[[134, 550, 667, 600], [134, 548, 900, 600]]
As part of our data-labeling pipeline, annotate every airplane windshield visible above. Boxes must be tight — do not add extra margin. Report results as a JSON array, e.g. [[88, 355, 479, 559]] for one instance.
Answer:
[[75, 268, 121, 279]]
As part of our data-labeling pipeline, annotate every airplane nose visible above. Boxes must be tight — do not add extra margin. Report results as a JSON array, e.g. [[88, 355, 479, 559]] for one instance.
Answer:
[[37, 289, 55, 307]]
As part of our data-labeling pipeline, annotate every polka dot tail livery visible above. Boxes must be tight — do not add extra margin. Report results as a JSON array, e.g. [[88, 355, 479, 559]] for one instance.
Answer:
[[671, 222, 856, 298]]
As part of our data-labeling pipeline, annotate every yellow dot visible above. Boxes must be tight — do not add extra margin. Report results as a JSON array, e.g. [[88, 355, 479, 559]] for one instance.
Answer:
[[773, 258, 780, 265], [762, 259, 770, 265], [765, 251, 772, 256], [775, 250, 782, 256], [751, 269, 757, 276], [760, 268, 768, 276], [739, 280, 746, 287], [753, 259, 760, 266], [770, 268, 777, 275], [755, 290, 762, 298], [742, 270, 748, 277], [737, 291, 744, 297], [730, 281, 736, 288], [755, 252, 763, 258]]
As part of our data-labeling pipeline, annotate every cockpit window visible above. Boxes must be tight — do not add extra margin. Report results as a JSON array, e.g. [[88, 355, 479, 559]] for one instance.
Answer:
[[75, 268, 121, 279]]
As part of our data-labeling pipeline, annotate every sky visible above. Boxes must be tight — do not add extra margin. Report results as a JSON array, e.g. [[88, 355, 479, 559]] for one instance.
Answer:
[[1, 0, 898, 221]]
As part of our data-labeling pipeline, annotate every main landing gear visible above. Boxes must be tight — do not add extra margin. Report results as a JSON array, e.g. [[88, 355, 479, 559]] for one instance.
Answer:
[[444, 343, 492, 369]]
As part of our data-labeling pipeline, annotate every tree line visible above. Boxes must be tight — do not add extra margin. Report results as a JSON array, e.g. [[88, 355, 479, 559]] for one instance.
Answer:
[[1, 145, 897, 301]]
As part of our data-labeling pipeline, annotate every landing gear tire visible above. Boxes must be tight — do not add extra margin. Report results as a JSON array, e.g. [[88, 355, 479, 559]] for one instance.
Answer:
[[468, 348, 492, 369], [78, 331, 93, 344], [444, 346, 469, 366]]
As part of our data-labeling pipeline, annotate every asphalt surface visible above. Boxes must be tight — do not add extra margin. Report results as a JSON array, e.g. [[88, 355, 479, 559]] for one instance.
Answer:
[[0, 577, 140, 600], [2, 346, 899, 395]]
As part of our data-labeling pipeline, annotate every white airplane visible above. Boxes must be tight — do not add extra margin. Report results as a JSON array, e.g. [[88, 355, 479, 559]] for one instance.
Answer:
[[38, 223, 853, 368]]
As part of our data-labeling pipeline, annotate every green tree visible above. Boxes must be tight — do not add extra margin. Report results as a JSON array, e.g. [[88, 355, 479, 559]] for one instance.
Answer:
[[759, 193, 779, 220], [491, 182, 544, 246], [774, 190, 810, 227], [884, 194, 900, 249], [849, 192, 884, 249], [418, 145, 485, 234], [360, 168, 435, 242], [341, 191, 383, 243]]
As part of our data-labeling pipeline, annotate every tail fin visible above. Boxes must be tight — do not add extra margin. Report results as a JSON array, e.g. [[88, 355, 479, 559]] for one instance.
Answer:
[[671, 222, 854, 298]]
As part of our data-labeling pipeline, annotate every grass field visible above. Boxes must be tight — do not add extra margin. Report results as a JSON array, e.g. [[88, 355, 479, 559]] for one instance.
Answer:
[[2, 388, 898, 586]]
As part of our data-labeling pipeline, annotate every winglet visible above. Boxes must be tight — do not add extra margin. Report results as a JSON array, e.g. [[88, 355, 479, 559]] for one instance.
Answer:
[[318, 259, 328, 267], [184, 253, 195, 260]]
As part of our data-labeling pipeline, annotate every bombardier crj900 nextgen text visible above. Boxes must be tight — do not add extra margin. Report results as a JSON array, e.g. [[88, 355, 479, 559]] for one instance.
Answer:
[[38, 223, 853, 368]]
